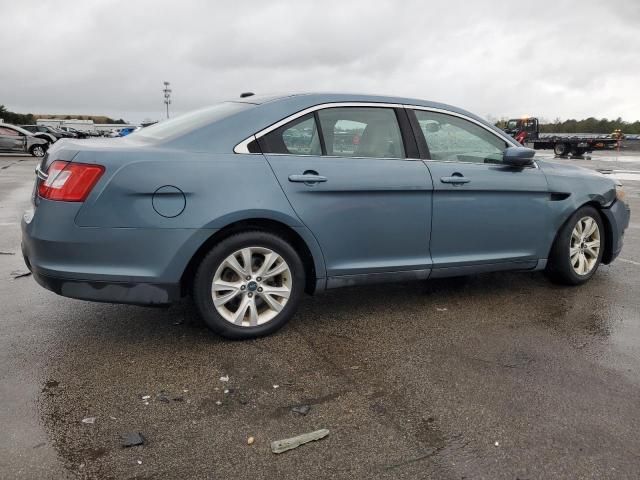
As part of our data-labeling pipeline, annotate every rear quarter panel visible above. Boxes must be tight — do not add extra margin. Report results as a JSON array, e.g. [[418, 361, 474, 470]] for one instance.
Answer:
[[71, 149, 326, 280], [74, 151, 302, 230]]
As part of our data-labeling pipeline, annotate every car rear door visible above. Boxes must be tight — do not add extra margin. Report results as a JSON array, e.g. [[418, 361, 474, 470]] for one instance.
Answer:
[[260, 105, 433, 281], [408, 108, 551, 274]]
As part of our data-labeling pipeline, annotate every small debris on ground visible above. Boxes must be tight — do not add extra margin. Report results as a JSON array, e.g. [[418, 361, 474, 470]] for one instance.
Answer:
[[271, 429, 329, 454], [494, 441, 500, 447], [215, 400, 222, 406], [81, 417, 96, 424], [173, 396, 184, 402], [42, 380, 59, 392], [109, 416, 117, 420], [436, 307, 448, 312], [223, 389, 229, 394], [219, 375, 229, 382], [141, 395, 151, 400], [121, 432, 145, 448], [273, 384, 280, 389], [137, 460, 143, 465], [291, 405, 311, 416], [11, 270, 31, 279], [156, 392, 170, 403], [247, 436, 255, 445]]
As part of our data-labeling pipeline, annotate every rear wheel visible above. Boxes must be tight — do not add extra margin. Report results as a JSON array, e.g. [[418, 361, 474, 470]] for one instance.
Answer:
[[192, 231, 305, 339], [546, 206, 604, 285], [554, 142, 568, 156], [30, 145, 45, 157]]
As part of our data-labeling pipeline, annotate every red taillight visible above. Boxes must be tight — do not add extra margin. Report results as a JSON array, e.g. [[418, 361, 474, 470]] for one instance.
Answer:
[[38, 160, 104, 202]]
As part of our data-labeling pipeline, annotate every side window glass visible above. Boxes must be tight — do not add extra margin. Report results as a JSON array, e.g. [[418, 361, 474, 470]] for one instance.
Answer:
[[317, 107, 405, 159], [414, 110, 507, 163], [260, 114, 321, 155], [1, 128, 19, 136]]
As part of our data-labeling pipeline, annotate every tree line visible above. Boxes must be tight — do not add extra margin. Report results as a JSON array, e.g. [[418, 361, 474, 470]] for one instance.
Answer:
[[0, 105, 127, 125], [495, 116, 640, 134], [0, 105, 35, 125]]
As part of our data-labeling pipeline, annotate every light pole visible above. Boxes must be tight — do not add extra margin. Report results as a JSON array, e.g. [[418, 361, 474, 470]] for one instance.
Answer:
[[163, 81, 172, 119]]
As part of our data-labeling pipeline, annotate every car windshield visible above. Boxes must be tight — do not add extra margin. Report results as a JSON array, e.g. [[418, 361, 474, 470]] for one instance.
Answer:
[[133, 102, 253, 141]]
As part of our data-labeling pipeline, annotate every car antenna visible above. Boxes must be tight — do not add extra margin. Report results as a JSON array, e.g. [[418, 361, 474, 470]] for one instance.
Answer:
[[240, 92, 255, 98]]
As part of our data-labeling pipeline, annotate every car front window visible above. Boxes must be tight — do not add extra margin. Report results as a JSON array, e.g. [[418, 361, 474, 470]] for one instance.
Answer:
[[414, 110, 507, 164]]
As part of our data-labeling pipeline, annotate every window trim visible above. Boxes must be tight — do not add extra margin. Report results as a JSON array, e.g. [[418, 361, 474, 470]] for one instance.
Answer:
[[234, 102, 520, 158], [235, 102, 402, 156]]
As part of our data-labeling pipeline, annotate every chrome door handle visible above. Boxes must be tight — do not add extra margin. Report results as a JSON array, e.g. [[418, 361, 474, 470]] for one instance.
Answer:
[[288, 174, 327, 184], [440, 175, 470, 185]]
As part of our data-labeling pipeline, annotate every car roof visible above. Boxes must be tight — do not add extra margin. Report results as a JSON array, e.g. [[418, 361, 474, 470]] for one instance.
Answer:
[[237, 92, 466, 111], [233, 92, 488, 126]]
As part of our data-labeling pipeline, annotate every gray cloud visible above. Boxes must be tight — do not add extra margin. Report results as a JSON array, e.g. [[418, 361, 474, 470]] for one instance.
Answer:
[[1, 0, 638, 123]]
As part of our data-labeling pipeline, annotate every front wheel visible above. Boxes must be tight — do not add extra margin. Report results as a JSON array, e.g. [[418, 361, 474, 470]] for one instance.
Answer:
[[30, 145, 46, 157], [192, 231, 305, 339], [546, 206, 604, 285]]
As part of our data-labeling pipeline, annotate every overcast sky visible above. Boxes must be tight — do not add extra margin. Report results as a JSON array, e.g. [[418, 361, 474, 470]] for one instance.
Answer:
[[1, 0, 638, 123]]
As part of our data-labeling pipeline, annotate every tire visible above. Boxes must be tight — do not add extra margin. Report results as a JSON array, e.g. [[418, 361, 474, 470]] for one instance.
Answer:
[[546, 206, 604, 285], [192, 231, 305, 339], [554, 143, 568, 156], [30, 145, 46, 157]]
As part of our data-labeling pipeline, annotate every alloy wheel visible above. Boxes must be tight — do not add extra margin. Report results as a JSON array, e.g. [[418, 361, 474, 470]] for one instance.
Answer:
[[570, 216, 600, 275], [211, 247, 292, 327], [32, 146, 45, 157]]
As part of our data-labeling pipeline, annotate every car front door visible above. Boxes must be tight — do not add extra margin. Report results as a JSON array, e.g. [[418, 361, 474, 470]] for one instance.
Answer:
[[409, 108, 551, 275], [0, 127, 26, 152], [260, 105, 433, 281]]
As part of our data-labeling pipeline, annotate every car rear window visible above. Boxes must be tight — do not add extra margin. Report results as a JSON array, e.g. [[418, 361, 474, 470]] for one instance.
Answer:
[[134, 102, 253, 141]]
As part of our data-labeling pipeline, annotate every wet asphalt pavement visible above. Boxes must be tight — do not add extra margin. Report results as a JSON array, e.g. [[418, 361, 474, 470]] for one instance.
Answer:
[[0, 150, 639, 479]]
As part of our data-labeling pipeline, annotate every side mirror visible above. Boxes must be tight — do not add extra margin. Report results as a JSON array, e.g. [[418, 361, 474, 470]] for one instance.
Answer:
[[503, 146, 535, 167]]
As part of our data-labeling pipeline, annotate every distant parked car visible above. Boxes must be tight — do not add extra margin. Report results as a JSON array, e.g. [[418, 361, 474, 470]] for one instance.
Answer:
[[0, 124, 48, 157], [51, 127, 77, 139], [19, 125, 59, 144], [59, 126, 88, 139]]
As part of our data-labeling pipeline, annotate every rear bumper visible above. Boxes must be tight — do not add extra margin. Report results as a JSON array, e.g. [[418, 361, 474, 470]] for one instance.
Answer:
[[21, 199, 217, 306], [27, 265, 180, 306], [601, 199, 631, 264]]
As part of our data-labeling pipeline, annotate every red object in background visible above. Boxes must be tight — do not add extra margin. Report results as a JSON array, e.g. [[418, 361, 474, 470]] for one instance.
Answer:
[[515, 131, 527, 145], [352, 135, 360, 145]]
